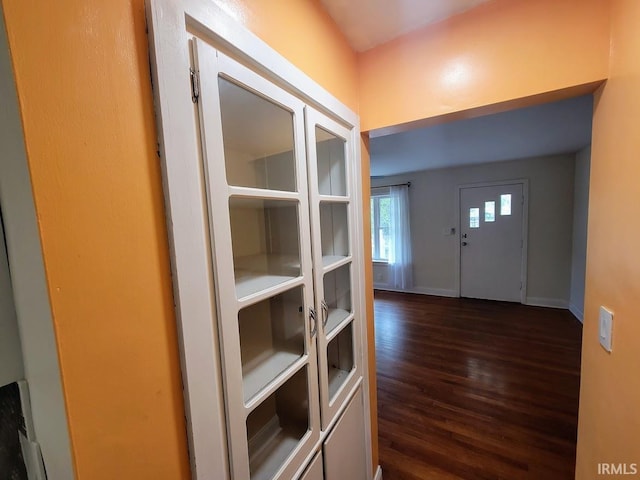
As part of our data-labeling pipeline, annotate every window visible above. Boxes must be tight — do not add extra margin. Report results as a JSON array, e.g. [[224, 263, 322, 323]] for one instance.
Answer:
[[371, 185, 413, 289], [371, 194, 391, 261], [500, 194, 512, 216], [485, 201, 495, 222], [469, 208, 480, 228]]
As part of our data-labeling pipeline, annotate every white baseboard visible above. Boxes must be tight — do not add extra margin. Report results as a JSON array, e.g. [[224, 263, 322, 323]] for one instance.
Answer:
[[525, 297, 569, 309], [374, 285, 457, 298], [375, 290, 572, 310], [412, 286, 457, 297], [374, 465, 383, 480], [569, 303, 584, 323]]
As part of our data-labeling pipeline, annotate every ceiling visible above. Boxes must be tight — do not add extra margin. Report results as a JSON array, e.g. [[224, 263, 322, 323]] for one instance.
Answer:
[[320, 0, 493, 52], [370, 95, 594, 177]]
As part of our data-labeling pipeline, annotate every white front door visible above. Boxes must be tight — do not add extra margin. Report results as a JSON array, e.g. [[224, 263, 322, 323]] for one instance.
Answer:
[[460, 183, 525, 302]]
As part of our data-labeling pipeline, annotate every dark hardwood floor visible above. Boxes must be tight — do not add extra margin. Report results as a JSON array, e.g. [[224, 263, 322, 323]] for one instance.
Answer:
[[375, 291, 583, 480]]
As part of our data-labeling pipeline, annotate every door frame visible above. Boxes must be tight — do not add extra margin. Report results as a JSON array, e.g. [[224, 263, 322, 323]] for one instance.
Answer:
[[145, 1, 373, 478], [454, 179, 529, 303]]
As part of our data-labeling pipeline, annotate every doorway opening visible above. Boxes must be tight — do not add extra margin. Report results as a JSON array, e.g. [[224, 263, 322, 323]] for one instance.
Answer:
[[369, 94, 592, 318], [368, 94, 593, 479]]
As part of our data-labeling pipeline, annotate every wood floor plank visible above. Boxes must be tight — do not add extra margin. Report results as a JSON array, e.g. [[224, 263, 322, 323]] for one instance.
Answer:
[[375, 291, 582, 480]]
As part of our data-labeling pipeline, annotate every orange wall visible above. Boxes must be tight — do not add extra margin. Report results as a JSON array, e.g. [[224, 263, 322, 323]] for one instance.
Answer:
[[214, 0, 359, 113], [575, 0, 640, 476], [358, 0, 610, 133], [0, 0, 363, 478]]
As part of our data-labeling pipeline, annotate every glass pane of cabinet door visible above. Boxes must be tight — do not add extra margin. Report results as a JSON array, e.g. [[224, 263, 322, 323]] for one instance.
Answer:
[[315, 126, 347, 196], [194, 41, 320, 480], [305, 107, 362, 429], [218, 76, 297, 192]]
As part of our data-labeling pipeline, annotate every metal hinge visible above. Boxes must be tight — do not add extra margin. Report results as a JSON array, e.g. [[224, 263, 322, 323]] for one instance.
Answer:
[[520, 281, 523, 290], [190, 68, 200, 103]]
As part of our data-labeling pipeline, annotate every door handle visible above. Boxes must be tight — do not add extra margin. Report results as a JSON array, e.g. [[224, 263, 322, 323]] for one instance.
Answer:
[[462, 241, 468, 246], [309, 307, 317, 338], [321, 300, 329, 328]]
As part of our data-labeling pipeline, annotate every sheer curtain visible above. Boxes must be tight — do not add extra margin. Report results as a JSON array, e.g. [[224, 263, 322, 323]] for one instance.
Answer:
[[388, 185, 412, 290]]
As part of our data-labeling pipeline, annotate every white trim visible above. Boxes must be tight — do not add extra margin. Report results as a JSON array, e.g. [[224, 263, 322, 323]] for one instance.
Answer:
[[347, 110, 373, 480], [373, 286, 457, 298], [569, 303, 584, 323], [374, 465, 383, 480], [146, 6, 230, 478], [525, 297, 569, 309], [374, 287, 573, 311], [196, 43, 322, 480], [146, 1, 372, 479], [455, 179, 529, 303], [305, 107, 363, 431]]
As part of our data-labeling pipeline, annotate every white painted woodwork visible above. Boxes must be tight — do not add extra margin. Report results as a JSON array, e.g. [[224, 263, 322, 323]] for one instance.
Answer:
[[305, 107, 363, 430], [323, 387, 368, 480], [195, 42, 320, 480], [146, 0, 375, 478], [298, 452, 324, 480], [460, 182, 527, 302]]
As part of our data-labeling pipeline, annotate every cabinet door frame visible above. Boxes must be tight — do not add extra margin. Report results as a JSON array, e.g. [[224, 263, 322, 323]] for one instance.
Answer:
[[305, 107, 363, 429], [195, 41, 321, 480], [323, 387, 368, 480], [146, 1, 373, 479]]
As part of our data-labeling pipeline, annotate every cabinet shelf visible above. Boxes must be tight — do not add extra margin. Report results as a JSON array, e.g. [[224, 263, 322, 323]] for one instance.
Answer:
[[321, 255, 348, 269], [233, 254, 301, 299], [243, 351, 302, 403], [235, 272, 298, 300], [239, 286, 306, 402], [249, 424, 306, 480], [327, 368, 351, 401], [322, 263, 352, 330], [247, 367, 310, 480], [230, 195, 302, 299], [318, 195, 349, 203], [327, 321, 355, 401], [325, 308, 350, 336], [319, 202, 349, 265]]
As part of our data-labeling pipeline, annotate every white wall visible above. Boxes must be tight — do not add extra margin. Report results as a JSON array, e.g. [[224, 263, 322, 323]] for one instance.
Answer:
[[569, 146, 591, 321], [372, 154, 576, 307], [0, 216, 24, 388], [0, 7, 74, 478]]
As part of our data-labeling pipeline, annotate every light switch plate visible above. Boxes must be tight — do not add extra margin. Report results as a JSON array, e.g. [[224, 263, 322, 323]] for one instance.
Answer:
[[599, 306, 613, 352]]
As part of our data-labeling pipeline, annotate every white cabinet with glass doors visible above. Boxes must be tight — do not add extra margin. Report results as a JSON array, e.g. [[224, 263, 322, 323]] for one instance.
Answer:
[[193, 39, 365, 480]]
